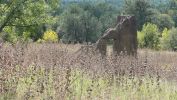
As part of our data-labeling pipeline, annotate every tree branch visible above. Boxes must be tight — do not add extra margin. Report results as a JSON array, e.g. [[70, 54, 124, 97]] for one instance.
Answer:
[[6, 24, 38, 27], [0, 0, 29, 32]]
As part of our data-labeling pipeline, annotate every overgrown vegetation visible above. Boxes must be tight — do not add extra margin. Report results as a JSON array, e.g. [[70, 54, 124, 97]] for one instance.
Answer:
[[1, 43, 177, 100]]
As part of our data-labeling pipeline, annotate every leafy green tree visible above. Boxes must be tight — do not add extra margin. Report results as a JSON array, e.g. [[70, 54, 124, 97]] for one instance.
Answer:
[[123, 0, 153, 30], [60, 5, 84, 43], [150, 14, 175, 31], [99, 14, 116, 33], [92, 3, 116, 19], [80, 11, 102, 43], [168, 27, 177, 50], [0, 0, 60, 42], [169, 0, 177, 10], [168, 0, 177, 27], [160, 28, 170, 50], [138, 23, 160, 49], [0, 26, 18, 43], [60, 4, 103, 43], [156, 1, 170, 13], [80, 2, 118, 33]]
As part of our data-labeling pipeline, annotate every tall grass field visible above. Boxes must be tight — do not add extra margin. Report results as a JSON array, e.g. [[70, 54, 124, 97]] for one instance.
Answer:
[[1, 43, 177, 100]]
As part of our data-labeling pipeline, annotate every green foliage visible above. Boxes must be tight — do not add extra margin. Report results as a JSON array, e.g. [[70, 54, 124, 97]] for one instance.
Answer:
[[80, 11, 102, 42], [137, 31, 145, 48], [160, 28, 170, 50], [60, 4, 106, 43], [0, 0, 177, 49], [36, 38, 45, 43], [160, 27, 177, 50], [123, 0, 153, 30], [60, 6, 85, 43], [22, 32, 31, 41], [123, 0, 177, 31], [168, 0, 177, 27], [168, 27, 177, 50], [138, 23, 160, 49], [60, 2, 119, 43], [42, 29, 58, 42], [1, 26, 18, 43], [80, 2, 118, 32], [0, 0, 60, 42], [151, 14, 175, 31]]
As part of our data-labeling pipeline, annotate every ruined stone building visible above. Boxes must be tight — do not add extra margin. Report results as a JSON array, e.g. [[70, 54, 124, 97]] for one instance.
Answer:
[[96, 16, 137, 56]]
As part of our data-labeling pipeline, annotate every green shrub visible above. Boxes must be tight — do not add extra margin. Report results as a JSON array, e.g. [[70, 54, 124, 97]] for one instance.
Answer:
[[160, 28, 170, 50], [138, 23, 160, 50], [2, 26, 18, 43], [43, 29, 58, 42], [137, 31, 145, 48], [36, 38, 45, 43], [160, 27, 177, 51], [22, 32, 31, 41], [168, 27, 177, 51]]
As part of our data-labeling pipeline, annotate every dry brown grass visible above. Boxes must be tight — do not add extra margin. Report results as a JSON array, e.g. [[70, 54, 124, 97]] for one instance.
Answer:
[[0, 43, 177, 100]]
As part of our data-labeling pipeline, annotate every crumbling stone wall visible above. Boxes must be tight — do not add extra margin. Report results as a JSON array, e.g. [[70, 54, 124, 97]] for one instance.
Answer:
[[96, 16, 137, 56]]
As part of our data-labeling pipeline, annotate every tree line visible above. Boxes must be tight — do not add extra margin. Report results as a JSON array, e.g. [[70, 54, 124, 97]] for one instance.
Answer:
[[0, 0, 177, 50]]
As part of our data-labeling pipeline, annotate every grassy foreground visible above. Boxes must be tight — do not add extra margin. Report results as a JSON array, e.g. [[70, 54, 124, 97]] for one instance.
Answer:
[[1, 66, 177, 100], [1, 43, 177, 100]]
